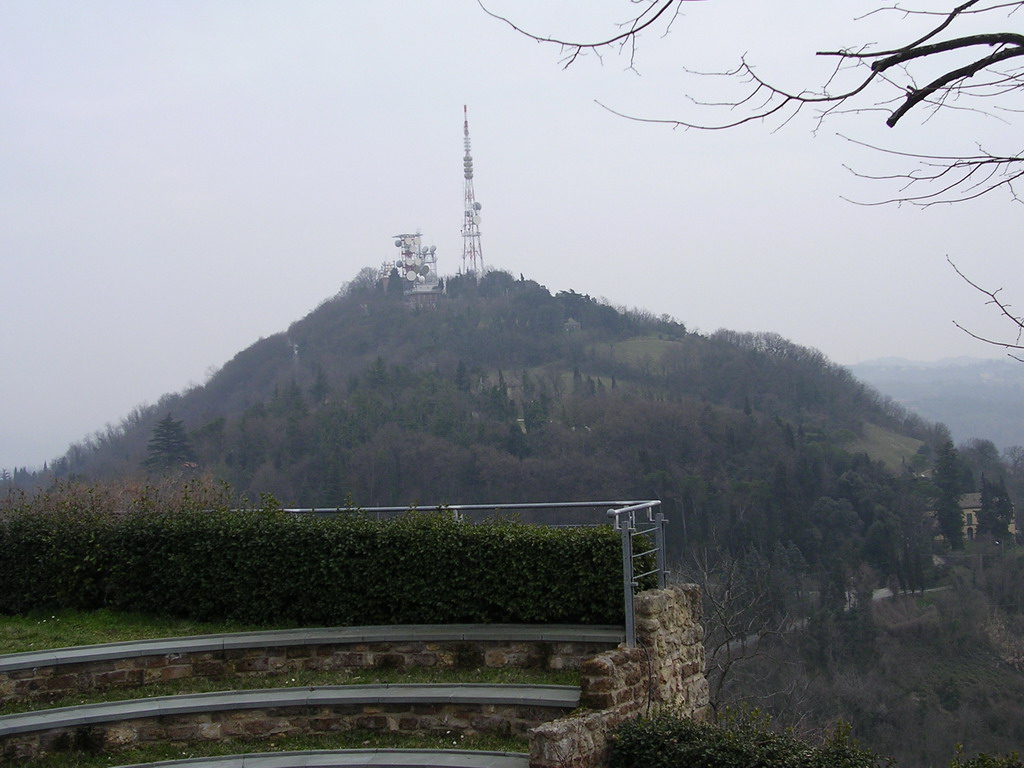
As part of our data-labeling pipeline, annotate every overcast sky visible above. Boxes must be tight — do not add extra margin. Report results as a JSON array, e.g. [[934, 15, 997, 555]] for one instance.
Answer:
[[3, 1, 1022, 471]]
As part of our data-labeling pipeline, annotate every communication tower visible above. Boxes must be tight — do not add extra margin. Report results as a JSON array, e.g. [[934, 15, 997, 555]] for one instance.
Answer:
[[461, 105, 484, 276], [390, 232, 439, 294]]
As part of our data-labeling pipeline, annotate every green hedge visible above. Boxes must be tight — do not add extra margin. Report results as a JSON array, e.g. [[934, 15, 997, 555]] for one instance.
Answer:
[[610, 712, 888, 768], [0, 509, 628, 625]]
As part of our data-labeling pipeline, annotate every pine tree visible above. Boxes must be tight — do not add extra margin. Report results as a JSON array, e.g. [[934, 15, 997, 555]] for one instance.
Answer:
[[980, 475, 1014, 540], [455, 360, 470, 393], [387, 267, 404, 295], [143, 414, 197, 473], [934, 440, 964, 550], [310, 365, 330, 405]]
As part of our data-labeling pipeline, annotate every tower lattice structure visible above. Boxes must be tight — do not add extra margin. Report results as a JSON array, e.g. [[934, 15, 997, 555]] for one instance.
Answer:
[[461, 105, 484, 276]]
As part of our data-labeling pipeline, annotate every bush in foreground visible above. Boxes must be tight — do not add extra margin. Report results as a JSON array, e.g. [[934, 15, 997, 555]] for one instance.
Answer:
[[610, 710, 888, 768], [611, 710, 1024, 768]]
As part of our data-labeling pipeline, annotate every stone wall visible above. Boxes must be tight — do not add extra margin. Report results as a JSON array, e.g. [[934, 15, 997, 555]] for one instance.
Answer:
[[1, 640, 606, 708], [3, 702, 561, 762], [529, 585, 708, 768], [1, 587, 708, 766]]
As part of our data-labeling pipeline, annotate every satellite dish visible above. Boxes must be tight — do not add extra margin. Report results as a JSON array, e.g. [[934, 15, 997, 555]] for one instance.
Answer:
[[405, 269, 417, 281], [419, 264, 430, 276], [394, 240, 402, 247], [473, 215, 480, 225], [474, 202, 482, 211], [430, 245, 436, 254]]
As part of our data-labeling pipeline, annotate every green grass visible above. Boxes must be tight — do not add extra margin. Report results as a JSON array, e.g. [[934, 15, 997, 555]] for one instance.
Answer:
[[16, 729, 529, 768], [1, 665, 579, 715], [589, 335, 681, 368], [0, 609, 275, 655], [845, 421, 924, 472]]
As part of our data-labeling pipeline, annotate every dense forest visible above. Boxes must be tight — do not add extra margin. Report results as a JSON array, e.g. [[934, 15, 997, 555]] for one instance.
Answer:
[[5, 269, 1024, 766]]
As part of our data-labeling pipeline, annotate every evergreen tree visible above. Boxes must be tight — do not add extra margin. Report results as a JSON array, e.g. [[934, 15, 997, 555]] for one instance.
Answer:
[[980, 475, 1014, 539], [934, 440, 964, 550], [387, 267, 404, 295], [455, 360, 470, 393], [143, 414, 197, 473], [310, 365, 330, 405]]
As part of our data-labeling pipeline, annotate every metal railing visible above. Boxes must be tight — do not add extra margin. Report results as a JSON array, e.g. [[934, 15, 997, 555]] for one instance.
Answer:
[[607, 501, 667, 646], [284, 499, 668, 647]]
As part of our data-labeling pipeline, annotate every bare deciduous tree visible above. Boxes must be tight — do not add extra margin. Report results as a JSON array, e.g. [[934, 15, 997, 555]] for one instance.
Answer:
[[685, 547, 798, 713], [483, 1, 1024, 356], [948, 257, 1024, 361], [481, 0, 1024, 206]]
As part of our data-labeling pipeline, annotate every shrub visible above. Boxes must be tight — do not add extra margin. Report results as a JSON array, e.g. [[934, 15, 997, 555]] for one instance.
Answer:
[[610, 710, 889, 768], [0, 503, 627, 626], [952, 751, 1024, 768]]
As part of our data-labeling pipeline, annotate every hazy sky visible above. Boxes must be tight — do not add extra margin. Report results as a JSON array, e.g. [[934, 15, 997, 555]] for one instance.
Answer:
[[3, 1, 1023, 471]]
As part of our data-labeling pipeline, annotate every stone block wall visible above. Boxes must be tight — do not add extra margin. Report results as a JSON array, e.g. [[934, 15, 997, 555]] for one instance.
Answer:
[[529, 585, 708, 768], [1, 640, 605, 709], [1, 587, 708, 766], [3, 702, 562, 762]]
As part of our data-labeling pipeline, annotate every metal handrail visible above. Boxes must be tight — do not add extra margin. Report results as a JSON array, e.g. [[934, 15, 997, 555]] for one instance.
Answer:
[[607, 501, 668, 647], [284, 499, 667, 648], [282, 500, 651, 516]]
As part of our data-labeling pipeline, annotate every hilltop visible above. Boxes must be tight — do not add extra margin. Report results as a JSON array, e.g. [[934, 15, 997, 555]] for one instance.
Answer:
[[41, 270, 939, 502], [26, 268, 953, 585]]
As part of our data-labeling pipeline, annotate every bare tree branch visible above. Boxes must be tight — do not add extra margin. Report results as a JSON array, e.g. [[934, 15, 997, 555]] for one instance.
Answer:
[[476, 0, 689, 69], [948, 257, 1024, 360], [483, 1, 1024, 205], [487, 3, 1024, 357], [837, 135, 1024, 205]]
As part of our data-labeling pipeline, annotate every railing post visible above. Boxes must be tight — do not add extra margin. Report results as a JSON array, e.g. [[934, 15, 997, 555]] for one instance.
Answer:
[[612, 508, 637, 648], [655, 509, 668, 589]]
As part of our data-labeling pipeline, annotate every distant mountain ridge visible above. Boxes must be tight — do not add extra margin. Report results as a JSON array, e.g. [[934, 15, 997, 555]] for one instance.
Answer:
[[849, 357, 1024, 450]]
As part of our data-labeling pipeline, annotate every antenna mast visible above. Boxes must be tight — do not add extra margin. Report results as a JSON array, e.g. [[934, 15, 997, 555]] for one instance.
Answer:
[[461, 105, 484, 276]]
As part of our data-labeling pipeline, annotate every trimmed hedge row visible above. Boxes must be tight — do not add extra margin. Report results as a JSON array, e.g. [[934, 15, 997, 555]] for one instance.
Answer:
[[0, 509, 629, 625]]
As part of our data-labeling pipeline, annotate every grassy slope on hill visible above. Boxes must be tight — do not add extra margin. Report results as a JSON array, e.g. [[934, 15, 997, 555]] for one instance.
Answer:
[[845, 422, 924, 472]]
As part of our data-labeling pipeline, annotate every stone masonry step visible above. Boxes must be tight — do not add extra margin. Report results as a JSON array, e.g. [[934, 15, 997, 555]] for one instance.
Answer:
[[113, 748, 529, 768], [0, 625, 624, 673], [0, 684, 580, 738]]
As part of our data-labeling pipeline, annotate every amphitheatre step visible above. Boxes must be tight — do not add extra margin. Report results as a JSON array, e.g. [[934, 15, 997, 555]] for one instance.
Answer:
[[0, 683, 580, 738], [113, 748, 529, 767], [0, 624, 624, 673]]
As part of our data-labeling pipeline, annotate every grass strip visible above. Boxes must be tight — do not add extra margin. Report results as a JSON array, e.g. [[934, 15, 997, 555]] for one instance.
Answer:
[[15, 728, 529, 768], [1, 666, 580, 715], [0, 609, 274, 655]]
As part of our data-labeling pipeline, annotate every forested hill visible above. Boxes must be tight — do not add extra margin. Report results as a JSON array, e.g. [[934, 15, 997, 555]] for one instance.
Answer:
[[36, 269, 948, 567]]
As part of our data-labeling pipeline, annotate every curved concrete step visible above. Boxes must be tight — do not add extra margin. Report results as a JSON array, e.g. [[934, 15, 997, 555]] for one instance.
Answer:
[[0, 684, 580, 737], [0, 625, 623, 673], [114, 748, 529, 768]]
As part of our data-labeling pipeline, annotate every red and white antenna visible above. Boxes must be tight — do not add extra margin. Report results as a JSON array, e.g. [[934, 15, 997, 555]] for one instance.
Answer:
[[461, 105, 484, 276]]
